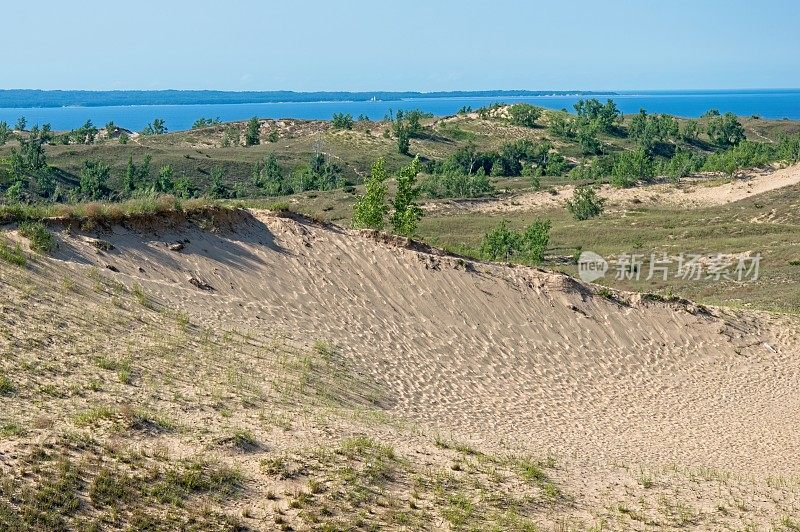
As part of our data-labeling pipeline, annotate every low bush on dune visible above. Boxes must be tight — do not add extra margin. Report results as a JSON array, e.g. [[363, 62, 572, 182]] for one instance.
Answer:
[[421, 171, 494, 199], [480, 218, 551, 263], [0, 240, 26, 266], [565, 186, 605, 221], [18, 221, 54, 253]]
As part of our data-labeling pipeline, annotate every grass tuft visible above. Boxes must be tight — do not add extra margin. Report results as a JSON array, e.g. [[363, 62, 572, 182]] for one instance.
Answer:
[[18, 221, 54, 253], [0, 240, 26, 266]]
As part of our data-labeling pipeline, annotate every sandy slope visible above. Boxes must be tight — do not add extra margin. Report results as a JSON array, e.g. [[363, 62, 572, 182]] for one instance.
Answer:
[[432, 163, 800, 214], [43, 209, 800, 482]]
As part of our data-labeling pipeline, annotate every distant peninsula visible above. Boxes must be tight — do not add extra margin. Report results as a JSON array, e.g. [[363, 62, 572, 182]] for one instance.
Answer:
[[0, 89, 616, 108]]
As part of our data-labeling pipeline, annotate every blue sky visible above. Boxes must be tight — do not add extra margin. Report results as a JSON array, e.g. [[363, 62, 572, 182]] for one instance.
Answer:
[[1, 0, 798, 91]]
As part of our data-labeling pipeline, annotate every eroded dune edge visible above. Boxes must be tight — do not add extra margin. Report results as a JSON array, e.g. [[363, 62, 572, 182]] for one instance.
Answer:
[[1, 208, 798, 530]]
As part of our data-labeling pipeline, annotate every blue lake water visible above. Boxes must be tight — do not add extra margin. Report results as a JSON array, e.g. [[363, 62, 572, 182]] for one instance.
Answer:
[[0, 89, 798, 132]]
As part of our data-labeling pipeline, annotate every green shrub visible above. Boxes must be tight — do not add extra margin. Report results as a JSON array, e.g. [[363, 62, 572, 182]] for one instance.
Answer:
[[611, 148, 654, 187], [574, 98, 621, 133], [0, 374, 13, 395], [391, 158, 423, 237], [480, 219, 551, 262], [480, 220, 519, 261], [245, 117, 261, 146], [352, 158, 389, 229], [778, 133, 800, 163], [521, 219, 551, 262], [508, 103, 542, 127], [252, 153, 285, 195], [706, 112, 745, 146], [18, 221, 54, 253], [331, 113, 354, 130], [0, 241, 26, 266], [703, 141, 777, 175], [422, 171, 494, 198], [660, 148, 706, 181], [565, 186, 605, 221]]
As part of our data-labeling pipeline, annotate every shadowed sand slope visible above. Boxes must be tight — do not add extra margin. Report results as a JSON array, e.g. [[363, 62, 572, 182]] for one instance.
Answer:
[[43, 209, 800, 479]]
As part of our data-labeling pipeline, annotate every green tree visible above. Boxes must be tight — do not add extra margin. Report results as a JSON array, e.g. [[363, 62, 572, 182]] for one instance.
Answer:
[[268, 129, 279, 143], [508, 103, 542, 128], [548, 113, 577, 139], [421, 171, 494, 198], [778, 133, 800, 163], [662, 148, 705, 181], [681, 119, 701, 142], [331, 113, 354, 130], [245, 117, 261, 146], [565, 186, 605, 220], [79, 160, 110, 200], [352, 158, 389, 229], [0, 121, 10, 145], [628, 110, 679, 153], [706, 112, 745, 146], [252, 153, 285, 195], [576, 122, 602, 155], [156, 165, 174, 192], [207, 167, 231, 199], [139, 154, 152, 183], [35, 171, 56, 198], [123, 157, 137, 193], [611, 148, 654, 187], [521, 219, 551, 262], [173, 177, 195, 198], [192, 117, 220, 129], [396, 128, 410, 155], [401, 109, 429, 136], [391, 157, 423, 236], [142, 118, 167, 135], [480, 220, 520, 261], [574, 98, 621, 132], [74, 120, 98, 144], [14, 125, 48, 172], [14, 116, 26, 131], [5, 179, 24, 203]]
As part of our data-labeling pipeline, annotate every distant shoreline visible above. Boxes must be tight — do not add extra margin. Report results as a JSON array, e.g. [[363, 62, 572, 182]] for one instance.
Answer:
[[0, 90, 615, 109]]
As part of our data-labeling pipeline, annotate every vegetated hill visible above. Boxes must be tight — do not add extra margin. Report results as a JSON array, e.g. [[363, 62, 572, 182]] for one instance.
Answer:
[[1, 207, 798, 530], [1, 102, 799, 205]]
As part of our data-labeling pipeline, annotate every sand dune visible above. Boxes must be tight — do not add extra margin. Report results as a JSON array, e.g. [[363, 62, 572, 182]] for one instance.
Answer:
[[43, 209, 800, 481], [432, 163, 800, 214]]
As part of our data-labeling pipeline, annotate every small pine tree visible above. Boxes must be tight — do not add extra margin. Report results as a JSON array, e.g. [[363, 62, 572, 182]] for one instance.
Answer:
[[565, 186, 605, 220], [352, 158, 389, 229], [396, 128, 410, 155], [79, 160, 110, 200], [252, 153, 285, 195], [245, 117, 261, 146], [123, 157, 137, 193], [331, 113, 354, 130], [157, 165, 174, 193]]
